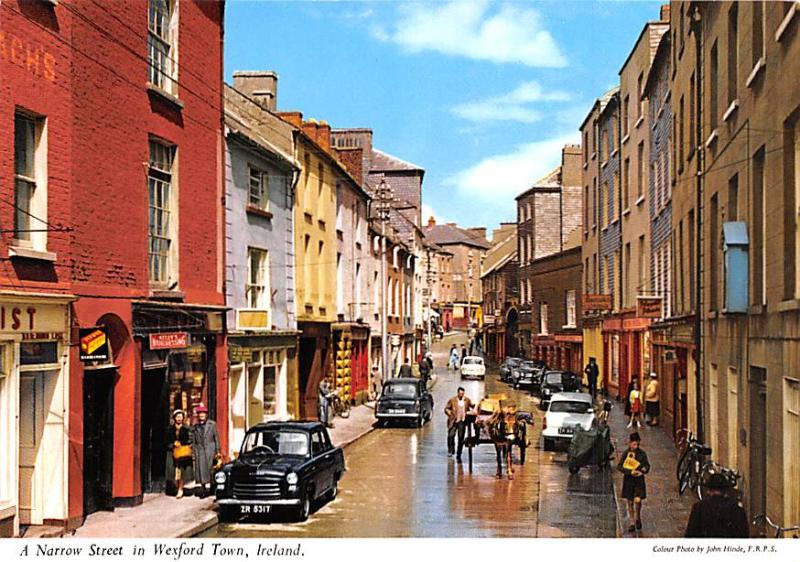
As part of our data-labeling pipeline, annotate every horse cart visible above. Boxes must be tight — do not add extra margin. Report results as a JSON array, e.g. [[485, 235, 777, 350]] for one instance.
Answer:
[[464, 395, 534, 475]]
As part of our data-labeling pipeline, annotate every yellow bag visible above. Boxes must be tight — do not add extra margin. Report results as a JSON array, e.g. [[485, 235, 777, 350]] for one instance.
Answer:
[[173, 444, 193, 461], [623, 452, 640, 472]]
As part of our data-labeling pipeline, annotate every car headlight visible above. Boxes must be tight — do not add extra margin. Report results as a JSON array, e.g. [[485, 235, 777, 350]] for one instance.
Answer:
[[543, 388, 551, 395], [214, 471, 227, 484], [286, 472, 299, 485]]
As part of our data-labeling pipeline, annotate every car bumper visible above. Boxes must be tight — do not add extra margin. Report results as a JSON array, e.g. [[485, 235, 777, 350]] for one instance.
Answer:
[[216, 498, 301, 506], [460, 373, 485, 379], [376, 412, 419, 418]]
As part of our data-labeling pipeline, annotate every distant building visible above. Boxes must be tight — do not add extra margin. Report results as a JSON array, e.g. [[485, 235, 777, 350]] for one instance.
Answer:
[[481, 224, 519, 360]]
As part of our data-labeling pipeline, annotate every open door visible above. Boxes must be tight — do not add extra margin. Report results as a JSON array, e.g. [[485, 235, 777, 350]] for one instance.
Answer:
[[83, 371, 115, 515], [19, 372, 45, 525]]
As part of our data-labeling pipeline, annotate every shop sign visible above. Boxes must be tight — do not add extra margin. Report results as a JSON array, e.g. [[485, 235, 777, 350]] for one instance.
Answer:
[[229, 345, 251, 362], [79, 328, 110, 362], [637, 296, 663, 318], [149, 332, 188, 350], [0, 303, 66, 335], [583, 294, 612, 311]]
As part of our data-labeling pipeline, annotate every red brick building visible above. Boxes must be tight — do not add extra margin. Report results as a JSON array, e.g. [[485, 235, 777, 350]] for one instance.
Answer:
[[0, 0, 225, 536]]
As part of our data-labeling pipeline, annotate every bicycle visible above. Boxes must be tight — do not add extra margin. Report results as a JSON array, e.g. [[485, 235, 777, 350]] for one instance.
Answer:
[[330, 389, 351, 419], [752, 514, 800, 538], [675, 429, 712, 498], [698, 461, 742, 502]]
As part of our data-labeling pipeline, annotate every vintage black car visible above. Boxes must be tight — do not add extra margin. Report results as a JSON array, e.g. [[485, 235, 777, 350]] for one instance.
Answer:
[[539, 371, 583, 409], [375, 377, 434, 427], [499, 357, 523, 383], [215, 421, 345, 522], [514, 362, 542, 390]]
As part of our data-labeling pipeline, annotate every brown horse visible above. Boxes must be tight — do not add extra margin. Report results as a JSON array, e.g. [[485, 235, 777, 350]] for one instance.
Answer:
[[488, 408, 519, 479]]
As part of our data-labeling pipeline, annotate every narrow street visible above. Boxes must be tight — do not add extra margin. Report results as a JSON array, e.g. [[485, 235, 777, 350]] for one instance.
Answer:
[[203, 334, 616, 538]]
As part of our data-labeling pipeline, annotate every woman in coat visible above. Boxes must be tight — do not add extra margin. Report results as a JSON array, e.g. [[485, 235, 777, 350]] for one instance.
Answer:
[[192, 403, 220, 498], [617, 432, 651, 533], [166, 410, 193, 498]]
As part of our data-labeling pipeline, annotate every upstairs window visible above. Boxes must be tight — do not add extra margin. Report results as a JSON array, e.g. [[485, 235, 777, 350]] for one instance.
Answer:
[[14, 112, 48, 250], [539, 302, 549, 335], [248, 166, 269, 211], [246, 247, 269, 309], [148, 0, 178, 94], [148, 139, 177, 286], [565, 290, 577, 328]]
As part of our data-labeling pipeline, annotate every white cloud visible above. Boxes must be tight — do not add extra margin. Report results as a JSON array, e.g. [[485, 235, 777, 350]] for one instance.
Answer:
[[445, 133, 580, 201], [376, 1, 567, 68], [421, 203, 446, 225], [452, 81, 571, 124]]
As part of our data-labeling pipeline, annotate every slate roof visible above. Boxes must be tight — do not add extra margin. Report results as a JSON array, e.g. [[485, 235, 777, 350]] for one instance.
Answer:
[[424, 223, 491, 250], [481, 228, 518, 278], [370, 149, 424, 173]]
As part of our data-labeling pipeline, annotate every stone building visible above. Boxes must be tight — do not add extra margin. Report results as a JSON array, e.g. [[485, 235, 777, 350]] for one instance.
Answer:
[[481, 224, 519, 361]]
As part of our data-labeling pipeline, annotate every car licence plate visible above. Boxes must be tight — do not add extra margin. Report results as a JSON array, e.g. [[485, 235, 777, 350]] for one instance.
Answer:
[[559, 427, 574, 435], [388, 409, 404, 414], [239, 504, 270, 514]]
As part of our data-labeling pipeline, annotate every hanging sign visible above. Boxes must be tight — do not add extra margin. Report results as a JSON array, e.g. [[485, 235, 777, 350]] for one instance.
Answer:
[[637, 296, 663, 318], [149, 332, 188, 350], [79, 328, 110, 362], [583, 294, 613, 311]]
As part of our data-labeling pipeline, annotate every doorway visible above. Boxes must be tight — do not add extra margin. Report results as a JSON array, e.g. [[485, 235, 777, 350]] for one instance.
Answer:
[[140, 368, 169, 494], [19, 372, 45, 525], [83, 371, 115, 516], [749, 366, 767, 525]]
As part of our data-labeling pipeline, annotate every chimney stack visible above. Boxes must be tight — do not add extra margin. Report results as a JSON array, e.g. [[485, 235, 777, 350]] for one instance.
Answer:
[[660, 4, 670, 22], [468, 227, 487, 241], [427, 216, 436, 227], [232, 71, 278, 111]]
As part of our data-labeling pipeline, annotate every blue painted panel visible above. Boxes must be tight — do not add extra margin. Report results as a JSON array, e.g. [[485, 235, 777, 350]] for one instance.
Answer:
[[723, 221, 749, 313]]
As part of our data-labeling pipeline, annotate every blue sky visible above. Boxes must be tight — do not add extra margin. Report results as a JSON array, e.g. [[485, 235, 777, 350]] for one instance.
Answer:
[[225, 0, 662, 236]]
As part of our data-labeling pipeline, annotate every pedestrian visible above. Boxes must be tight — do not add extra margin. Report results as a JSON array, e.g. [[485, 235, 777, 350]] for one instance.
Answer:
[[191, 404, 220, 498], [399, 357, 413, 377], [626, 379, 643, 428], [584, 357, 600, 403], [684, 473, 749, 538], [460, 344, 467, 365], [617, 431, 650, 533], [449, 345, 459, 370], [425, 351, 434, 372], [166, 410, 193, 499], [418, 355, 430, 383], [645, 372, 660, 426], [318, 378, 334, 428], [444, 386, 473, 463]]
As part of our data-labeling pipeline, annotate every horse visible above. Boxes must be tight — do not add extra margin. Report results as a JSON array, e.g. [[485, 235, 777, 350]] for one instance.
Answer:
[[488, 408, 520, 480]]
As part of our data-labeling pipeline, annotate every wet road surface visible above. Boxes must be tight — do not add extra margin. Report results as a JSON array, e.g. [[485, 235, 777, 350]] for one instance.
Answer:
[[203, 336, 616, 538]]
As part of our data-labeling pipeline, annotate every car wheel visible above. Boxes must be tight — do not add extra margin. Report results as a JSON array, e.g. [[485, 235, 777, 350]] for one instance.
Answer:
[[543, 438, 553, 452], [296, 489, 312, 522], [326, 475, 339, 502], [218, 505, 237, 523], [568, 463, 580, 475]]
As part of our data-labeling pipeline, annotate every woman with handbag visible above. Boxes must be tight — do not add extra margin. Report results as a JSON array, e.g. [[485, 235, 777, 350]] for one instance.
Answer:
[[166, 410, 193, 499]]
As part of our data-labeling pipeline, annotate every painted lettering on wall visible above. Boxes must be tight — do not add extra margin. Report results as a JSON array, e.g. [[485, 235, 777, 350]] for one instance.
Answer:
[[0, 32, 56, 81], [0, 306, 38, 331]]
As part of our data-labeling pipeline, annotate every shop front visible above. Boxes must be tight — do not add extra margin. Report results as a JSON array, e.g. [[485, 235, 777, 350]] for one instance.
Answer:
[[556, 334, 583, 373], [132, 302, 226, 495], [650, 317, 694, 442], [0, 294, 72, 537], [227, 332, 299, 456], [297, 321, 331, 419], [331, 323, 370, 407]]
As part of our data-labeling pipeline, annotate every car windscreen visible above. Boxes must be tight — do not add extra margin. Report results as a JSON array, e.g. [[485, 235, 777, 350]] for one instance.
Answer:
[[382, 383, 418, 399], [545, 373, 563, 384], [549, 401, 593, 414], [463, 358, 483, 365], [241, 430, 309, 456]]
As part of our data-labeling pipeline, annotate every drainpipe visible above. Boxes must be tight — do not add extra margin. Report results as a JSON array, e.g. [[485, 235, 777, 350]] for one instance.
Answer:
[[690, 3, 705, 445]]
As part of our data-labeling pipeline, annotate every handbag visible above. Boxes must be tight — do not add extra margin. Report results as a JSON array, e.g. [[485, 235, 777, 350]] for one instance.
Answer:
[[173, 444, 193, 460], [622, 451, 640, 472]]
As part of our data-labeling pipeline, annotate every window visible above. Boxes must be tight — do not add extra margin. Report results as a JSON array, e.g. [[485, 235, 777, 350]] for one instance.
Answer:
[[583, 131, 589, 164], [689, 73, 696, 153], [785, 377, 800, 530], [637, 72, 644, 119], [710, 194, 719, 311], [584, 185, 589, 232], [678, 221, 685, 312], [727, 367, 738, 469], [148, 0, 177, 94], [373, 271, 380, 316], [246, 248, 269, 309], [688, 210, 696, 309], [624, 242, 631, 304], [709, 364, 719, 460], [148, 139, 177, 285], [638, 235, 646, 295], [600, 182, 607, 228], [710, 41, 719, 130], [593, 178, 598, 227], [784, 113, 799, 299], [728, 173, 739, 221], [566, 290, 577, 328], [728, 4, 739, 105], [622, 158, 630, 211], [14, 112, 47, 249], [679, 95, 685, 165], [752, 147, 765, 305], [752, 1, 764, 67], [623, 95, 630, 137], [613, 172, 619, 220], [636, 141, 644, 199], [318, 241, 325, 303], [248, 167, 269, 211], [336, 253, 344, 315], [539, 302, 549, 335], [355, 263, 362, 320]]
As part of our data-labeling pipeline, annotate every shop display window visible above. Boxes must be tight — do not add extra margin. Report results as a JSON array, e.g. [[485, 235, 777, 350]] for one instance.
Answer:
[[168, 345, 207, 420]]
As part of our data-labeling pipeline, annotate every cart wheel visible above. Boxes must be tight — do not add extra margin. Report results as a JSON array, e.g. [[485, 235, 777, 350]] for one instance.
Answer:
[[568, 464, 580, 475], [519, 443, 526, 465]]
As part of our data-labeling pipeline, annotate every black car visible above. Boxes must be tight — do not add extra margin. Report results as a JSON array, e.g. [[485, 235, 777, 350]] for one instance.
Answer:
[[499, 357, 523, 383], [375, 377, 434, 427], [539, 371, 583, 409], [514, 362, 540, 390], [215, 421, 345, 522]]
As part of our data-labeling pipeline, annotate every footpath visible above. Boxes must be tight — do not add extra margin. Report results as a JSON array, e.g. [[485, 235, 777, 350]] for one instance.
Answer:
[[53, 353, 448, 539], [607, 400, 696, 537]]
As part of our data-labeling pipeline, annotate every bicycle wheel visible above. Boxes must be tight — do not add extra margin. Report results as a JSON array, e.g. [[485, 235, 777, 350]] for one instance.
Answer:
[[676, 446, 691, 482], [678, 460, 692, 495]]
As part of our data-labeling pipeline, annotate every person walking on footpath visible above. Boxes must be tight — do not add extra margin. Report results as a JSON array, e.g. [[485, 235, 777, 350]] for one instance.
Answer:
[[318, 378, 334, 428], [627, 378, 643, 428], [584, 357, 600, 403], [418, 354, 431, 384], [192, 404, 220, 498], [449, 345, 459, 370], [684, 473, 749, 537], [444, 387, 473, 463], [617, 432, 651, 533], [460, 343, 467, 365], [399, 357, 413, 377], [644, 372, 660, 426], [166, 410, 193, 499]]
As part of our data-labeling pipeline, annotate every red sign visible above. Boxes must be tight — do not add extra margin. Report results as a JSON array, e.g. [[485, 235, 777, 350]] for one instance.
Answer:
[[583, 294, 613, 311], [149, 332, 188, 350], [637, 296, 663, 318]]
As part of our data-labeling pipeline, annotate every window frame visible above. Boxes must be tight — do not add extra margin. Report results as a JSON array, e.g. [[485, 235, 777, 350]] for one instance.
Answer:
[[148, 0, 179, 95], [246, 247, 269, 310], [148, 138, 178, 287], [248, 166, 270, 212]]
